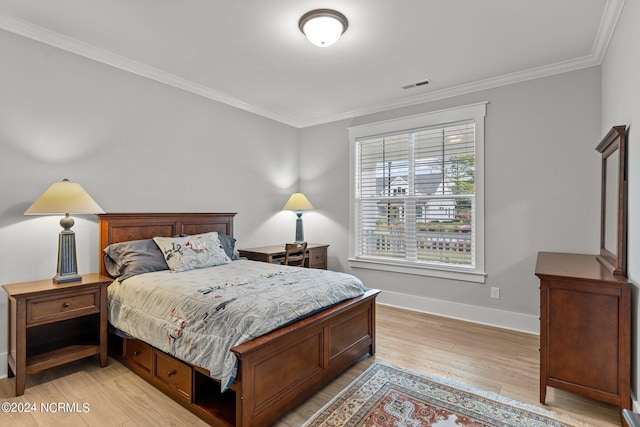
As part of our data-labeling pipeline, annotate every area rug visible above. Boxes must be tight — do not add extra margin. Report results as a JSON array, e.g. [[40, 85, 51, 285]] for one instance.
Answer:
[[303, 361, 589, 427]]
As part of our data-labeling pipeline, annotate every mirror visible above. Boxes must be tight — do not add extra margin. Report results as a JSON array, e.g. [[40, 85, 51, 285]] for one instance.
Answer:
[[596, 125, 627, 276], [603, 149, 619, 255]]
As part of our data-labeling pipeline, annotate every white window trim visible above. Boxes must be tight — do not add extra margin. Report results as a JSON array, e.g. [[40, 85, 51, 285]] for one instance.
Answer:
[[348, 102, 487, 283]]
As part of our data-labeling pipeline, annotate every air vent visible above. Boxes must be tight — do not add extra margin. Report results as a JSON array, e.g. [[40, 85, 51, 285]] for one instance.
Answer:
[[402, 79, 431, 90]]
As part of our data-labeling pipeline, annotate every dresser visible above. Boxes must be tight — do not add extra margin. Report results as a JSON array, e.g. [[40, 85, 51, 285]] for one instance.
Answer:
[[535, 252, 631, 411], [238, 243, 328, 269]]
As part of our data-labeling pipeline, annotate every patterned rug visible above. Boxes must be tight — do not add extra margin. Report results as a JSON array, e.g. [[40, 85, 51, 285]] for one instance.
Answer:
[[303, 361, 589, 427]]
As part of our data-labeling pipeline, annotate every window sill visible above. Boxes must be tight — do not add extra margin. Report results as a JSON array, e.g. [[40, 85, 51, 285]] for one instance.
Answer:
[[348, 257, 486, 283]]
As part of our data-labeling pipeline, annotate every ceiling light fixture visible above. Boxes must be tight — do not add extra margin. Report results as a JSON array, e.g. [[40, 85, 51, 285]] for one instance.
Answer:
[[298, 9, 348, 47]]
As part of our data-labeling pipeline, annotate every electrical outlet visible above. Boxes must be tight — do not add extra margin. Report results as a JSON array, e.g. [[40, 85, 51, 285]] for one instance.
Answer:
[[490, 287, 500, 299]]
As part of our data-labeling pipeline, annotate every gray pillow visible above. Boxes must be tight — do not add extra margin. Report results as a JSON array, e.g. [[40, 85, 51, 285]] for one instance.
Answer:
[[218, 234, 239, 260], [104, 238, 169, 280]]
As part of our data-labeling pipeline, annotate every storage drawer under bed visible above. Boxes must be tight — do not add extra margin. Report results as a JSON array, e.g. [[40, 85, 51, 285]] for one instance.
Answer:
[[154, 351, 193, 401], [123, 338, 153, 373]]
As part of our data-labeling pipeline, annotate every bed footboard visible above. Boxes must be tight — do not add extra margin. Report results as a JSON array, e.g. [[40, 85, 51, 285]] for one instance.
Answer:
[[232, 288, 379, 427], [110, 289, 379, 426]]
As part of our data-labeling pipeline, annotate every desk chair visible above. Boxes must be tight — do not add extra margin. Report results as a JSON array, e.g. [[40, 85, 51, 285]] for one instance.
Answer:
[[282, 242, 307, 267]]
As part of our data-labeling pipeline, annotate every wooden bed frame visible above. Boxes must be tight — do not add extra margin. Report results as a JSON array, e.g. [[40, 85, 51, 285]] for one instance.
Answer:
[[99, 213, 380, 427]]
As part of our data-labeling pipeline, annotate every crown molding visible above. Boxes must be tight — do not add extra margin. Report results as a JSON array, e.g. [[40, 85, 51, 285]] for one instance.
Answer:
[[297, 54, 602, 128], [0, 0, 625, 129], [0, 15, 301, 127], [297, 0, 625, 128], [591, 0, 625, 63]]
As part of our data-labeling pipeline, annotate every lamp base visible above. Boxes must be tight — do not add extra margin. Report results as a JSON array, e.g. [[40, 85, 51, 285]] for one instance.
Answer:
[[295, 212, 304, 243], [54, 228, 81, 283], [53, 273, 82, 284]]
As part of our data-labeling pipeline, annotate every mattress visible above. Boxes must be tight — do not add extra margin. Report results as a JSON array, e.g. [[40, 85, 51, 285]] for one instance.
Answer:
[[107, 260, 366, 391]]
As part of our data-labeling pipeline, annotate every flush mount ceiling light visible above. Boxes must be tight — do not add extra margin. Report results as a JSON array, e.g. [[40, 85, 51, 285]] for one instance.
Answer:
[[298, 9, 348, 47]]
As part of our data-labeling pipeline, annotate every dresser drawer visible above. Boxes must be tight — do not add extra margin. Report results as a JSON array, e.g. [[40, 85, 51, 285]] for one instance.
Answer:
[[307, 247, 327, 269], [27, 289, 100, 325], [154, 351, 192, 400], [124, 339, 153, 373]]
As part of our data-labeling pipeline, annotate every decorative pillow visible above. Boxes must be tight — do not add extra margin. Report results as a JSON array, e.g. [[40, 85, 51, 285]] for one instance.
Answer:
[[153, 232, 232, 272], [174, 233, 239, 260], [104, 239, 169, 280]]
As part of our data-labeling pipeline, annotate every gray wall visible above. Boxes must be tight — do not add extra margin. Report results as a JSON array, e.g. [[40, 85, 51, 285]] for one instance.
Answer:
[[0, 30, 301, 375], [601, 0, 640, 411], [300, 67, 602, 332]]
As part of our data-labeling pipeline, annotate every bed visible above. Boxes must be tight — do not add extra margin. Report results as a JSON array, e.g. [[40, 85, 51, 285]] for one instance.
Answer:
[[99, 212, 380, 427]]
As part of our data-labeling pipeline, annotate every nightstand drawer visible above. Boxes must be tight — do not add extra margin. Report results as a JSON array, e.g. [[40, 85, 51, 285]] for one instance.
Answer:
[[124, 339, 153, 373], [154, 351, 192, 400], [307, 247, 327, 269], [27, 289, 100, 325]]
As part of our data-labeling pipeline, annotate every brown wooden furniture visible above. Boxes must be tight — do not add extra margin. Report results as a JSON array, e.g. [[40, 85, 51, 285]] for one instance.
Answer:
[[2, 274, 111, 396], [99, 213, 379, 427], [239, 243, 328, 269], [535, 251, 631, 412], [282, 242, 308, 266]]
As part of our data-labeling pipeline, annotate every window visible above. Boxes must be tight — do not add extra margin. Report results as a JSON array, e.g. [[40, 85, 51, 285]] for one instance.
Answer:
[[348, 103, 486, 283]]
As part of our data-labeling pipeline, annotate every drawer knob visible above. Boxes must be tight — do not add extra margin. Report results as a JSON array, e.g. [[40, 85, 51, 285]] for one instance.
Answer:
[[167, 370, 176, 377], [133, 351, 140, 356], [62, 302, 70, 308]]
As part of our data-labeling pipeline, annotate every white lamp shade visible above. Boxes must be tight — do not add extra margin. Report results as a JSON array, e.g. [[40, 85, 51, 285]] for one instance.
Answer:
[[299, 9, 348, 47], [25, 179, 104, 215], [282, 193, 314, 211]]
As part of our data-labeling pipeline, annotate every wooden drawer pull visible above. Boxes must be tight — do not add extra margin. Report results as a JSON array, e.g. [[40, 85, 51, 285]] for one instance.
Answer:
[[133, 351, 140, 356], [167, 370, 176, 377], [62, 302, 70, 308]]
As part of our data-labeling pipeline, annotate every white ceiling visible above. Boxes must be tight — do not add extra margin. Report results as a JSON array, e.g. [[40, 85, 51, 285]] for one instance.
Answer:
[[0, 0, 624, 128]]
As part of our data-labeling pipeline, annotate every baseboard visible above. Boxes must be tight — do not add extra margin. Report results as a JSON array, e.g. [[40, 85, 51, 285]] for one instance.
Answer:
[[0, 352, 7, 379], [377, 290, 539, 334]]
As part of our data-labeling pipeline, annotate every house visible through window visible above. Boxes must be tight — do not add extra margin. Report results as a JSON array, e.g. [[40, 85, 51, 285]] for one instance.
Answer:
[[348, 103, 486, 283]]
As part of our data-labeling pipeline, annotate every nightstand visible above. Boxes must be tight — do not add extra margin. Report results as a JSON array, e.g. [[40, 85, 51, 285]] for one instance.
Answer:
[[238, 243, 329, 269], [2, 274, 111, 396]]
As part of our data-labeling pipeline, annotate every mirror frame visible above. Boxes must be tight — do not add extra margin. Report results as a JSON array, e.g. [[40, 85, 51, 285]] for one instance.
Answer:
[[595, 125, 627, 276]]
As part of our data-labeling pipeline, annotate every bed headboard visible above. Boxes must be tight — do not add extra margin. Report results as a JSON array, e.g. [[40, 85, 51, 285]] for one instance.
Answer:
[[98, 212, 236, 277]]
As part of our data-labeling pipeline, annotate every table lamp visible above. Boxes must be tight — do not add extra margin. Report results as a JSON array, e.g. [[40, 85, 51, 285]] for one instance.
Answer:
[[282, 193, 314, 243], [24, 179, 105, 283]]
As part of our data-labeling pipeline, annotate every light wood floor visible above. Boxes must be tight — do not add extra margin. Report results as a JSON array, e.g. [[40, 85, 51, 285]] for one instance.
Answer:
[[0, 304, 621, 426]]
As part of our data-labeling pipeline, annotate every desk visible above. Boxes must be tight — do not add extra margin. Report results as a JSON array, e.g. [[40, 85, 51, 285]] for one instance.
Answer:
[[238, 243, 328, 269]]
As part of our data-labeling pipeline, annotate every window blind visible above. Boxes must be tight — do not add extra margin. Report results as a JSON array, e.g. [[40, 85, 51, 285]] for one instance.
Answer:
[[354, 120, 476, 269]]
